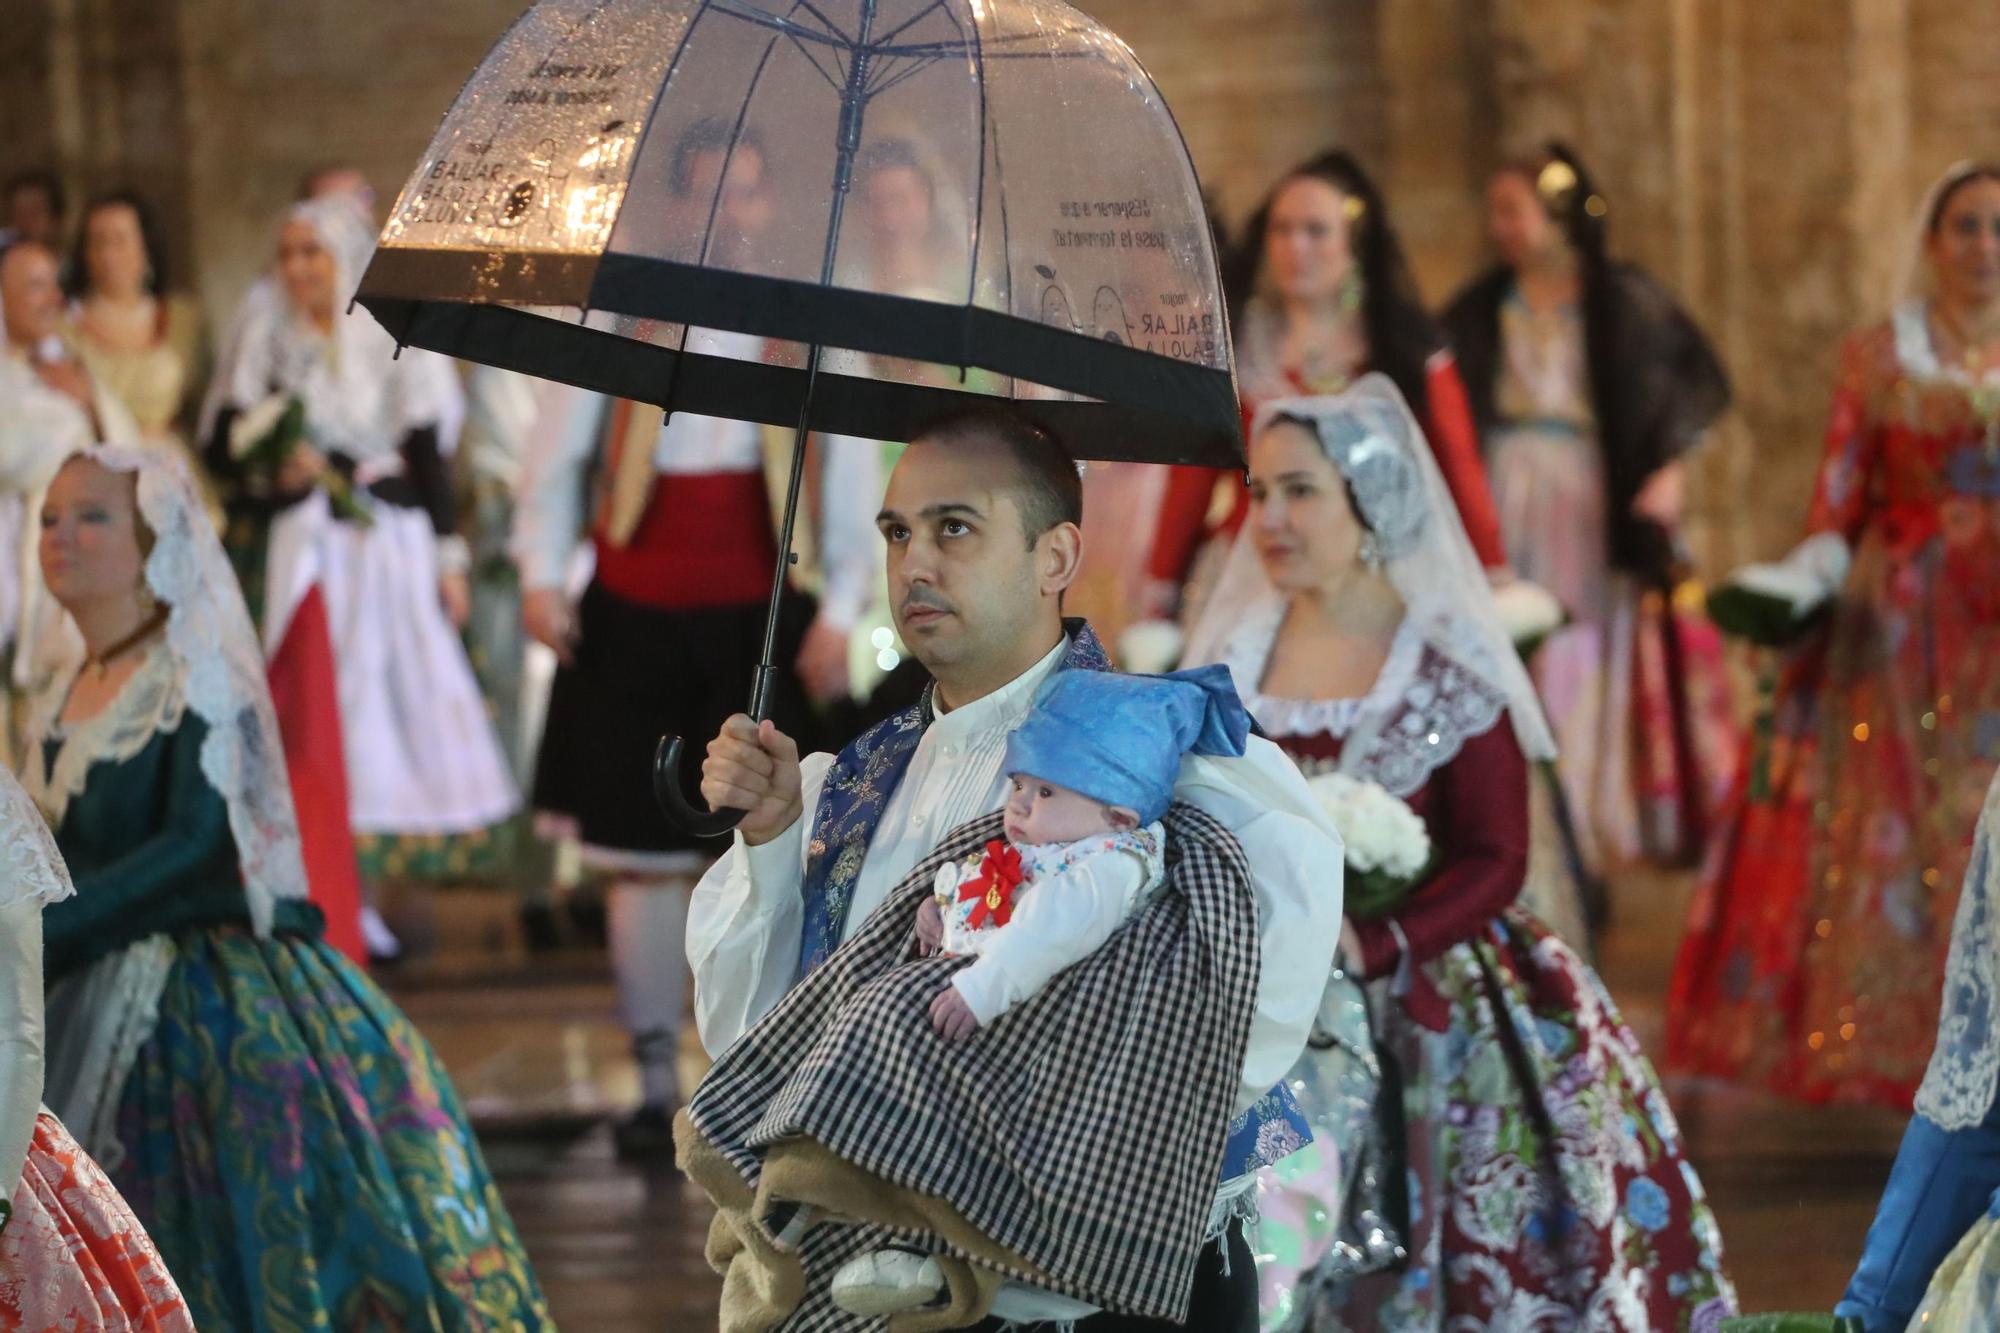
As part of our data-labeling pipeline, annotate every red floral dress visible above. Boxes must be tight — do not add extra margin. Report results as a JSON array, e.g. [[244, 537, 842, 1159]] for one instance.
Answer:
[[1670, 306, 2000, 1107], [2, 1113, 193, 1331]]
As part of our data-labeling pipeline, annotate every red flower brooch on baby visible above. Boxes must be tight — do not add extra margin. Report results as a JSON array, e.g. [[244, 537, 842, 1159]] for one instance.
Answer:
[[957, 840, 1026, 930]]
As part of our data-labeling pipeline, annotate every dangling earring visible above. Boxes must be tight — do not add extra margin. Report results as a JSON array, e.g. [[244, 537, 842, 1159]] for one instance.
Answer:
[[1337, 267, 1364, 315], [1358, 532, 1383, 572]]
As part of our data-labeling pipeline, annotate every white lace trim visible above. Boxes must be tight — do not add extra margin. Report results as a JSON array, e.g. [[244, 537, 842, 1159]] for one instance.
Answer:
[[1227, 606, 1427, 741], [1342, 649, 1507, 799], [1215, 600, 1507, 798], [1915, 774, 2000, 1130], [1892, 297, 2000, 401], [27, 643, 189, 835], [0, 763, 73, 911]]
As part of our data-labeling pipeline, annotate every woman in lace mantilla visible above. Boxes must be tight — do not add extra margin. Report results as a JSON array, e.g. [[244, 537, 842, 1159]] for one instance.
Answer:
[[26, 447, 550, 1330], [1185, 378, 1734, 1330]]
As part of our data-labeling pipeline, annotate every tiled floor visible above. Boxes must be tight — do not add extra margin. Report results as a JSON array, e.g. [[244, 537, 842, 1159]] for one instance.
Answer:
[[395, 869, 1907, 1330]]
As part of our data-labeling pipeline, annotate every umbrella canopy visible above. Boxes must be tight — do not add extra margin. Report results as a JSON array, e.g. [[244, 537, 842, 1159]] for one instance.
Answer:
[[357, 0, 1240, 465]]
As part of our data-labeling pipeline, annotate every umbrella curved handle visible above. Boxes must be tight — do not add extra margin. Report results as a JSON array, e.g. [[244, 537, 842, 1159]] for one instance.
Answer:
[[652, 733, 747, 839]]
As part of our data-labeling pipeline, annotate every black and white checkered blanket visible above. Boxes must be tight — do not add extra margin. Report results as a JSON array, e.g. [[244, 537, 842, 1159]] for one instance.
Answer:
[[683, 801, 1261, 1325]]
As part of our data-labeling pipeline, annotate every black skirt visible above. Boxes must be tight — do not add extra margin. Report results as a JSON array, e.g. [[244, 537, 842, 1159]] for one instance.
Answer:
[[531, 580, 819, 857]]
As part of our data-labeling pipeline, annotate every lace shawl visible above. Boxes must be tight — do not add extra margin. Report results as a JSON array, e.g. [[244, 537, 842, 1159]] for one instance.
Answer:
[[0, 762, 72, 911], [1916, 773, 2000, 1130]]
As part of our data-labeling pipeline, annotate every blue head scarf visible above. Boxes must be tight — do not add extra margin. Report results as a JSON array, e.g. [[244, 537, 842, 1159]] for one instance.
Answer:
[[1002, 664, 1252, 825]]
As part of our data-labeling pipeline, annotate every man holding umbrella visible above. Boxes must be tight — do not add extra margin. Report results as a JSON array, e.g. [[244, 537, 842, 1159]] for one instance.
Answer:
[[691, 409, 1343, 1330], [346, 0, 1320, 1257]]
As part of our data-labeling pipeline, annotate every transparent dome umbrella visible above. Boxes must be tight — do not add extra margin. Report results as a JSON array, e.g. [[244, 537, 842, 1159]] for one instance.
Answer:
[[357, 0, 1241, 834]]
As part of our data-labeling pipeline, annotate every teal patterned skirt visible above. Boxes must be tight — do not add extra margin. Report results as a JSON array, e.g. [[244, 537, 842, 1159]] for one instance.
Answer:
[[108, 926, 551, 1332]]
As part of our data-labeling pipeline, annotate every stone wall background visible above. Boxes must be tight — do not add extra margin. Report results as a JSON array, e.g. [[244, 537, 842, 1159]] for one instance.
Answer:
[[6, 0, 1997, 570]]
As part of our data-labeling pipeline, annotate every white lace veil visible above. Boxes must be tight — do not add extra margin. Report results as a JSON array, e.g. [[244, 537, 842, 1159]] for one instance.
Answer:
[[1184, 374, 1556, 765], [202, 197, 460, 458], [1917, 760, 2000, 1130], [1891, 160, 1988, 313], [79, 447, 310, 935], [0, 763, 73, 911]]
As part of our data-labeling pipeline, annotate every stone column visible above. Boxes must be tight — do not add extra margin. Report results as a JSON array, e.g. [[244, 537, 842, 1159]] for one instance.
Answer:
[[1081, 0, 1384, 228]]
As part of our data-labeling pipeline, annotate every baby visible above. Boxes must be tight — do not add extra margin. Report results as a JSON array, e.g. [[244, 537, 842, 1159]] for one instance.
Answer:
[[916, 747, 1165, 1044], [832, 663, 1251, 1319]]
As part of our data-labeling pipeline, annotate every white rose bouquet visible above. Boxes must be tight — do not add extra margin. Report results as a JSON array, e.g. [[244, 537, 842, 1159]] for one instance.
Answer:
[[1308, 771, 1436, 920], [1115, 618, 1185, 675]]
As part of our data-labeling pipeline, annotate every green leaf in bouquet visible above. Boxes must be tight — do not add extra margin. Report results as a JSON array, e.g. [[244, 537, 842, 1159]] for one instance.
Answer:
[[1345, 850, 1440, 922], [325, 475, 375, 530], [274, 396, 306, 450], [1515, 625, 1558, 663], [247, 396, 307, 464], [1705, 582, 1827, 649]]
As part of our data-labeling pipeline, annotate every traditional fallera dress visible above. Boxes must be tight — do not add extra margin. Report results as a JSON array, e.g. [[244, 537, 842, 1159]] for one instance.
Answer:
[[1182, 378, 1733, 1330], [29, 448, 549, 1331], [1830, 771, 2000, 1330], [1205, 607, 1736, 1331], [2, 1114, 195, 1332], [1445, 264, 1738, 875], [68, 296, 208, 458], [1670, 301, 2000, 1109], [204, 199, 514, 885]]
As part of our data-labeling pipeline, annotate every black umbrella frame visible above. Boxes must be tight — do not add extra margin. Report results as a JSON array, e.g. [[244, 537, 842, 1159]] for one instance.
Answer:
[[357, 0, 1242, 834]]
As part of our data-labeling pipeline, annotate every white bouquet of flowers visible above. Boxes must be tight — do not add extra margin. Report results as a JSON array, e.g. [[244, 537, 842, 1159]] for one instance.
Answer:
[[1492, 577, 1566, 658], [1308, 771, 1436, 919], [1116, 618, 1185, 675]]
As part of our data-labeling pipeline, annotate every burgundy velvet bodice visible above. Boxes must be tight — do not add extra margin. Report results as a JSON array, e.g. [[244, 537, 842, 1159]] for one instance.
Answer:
[[1271, 654, 1531, 984]]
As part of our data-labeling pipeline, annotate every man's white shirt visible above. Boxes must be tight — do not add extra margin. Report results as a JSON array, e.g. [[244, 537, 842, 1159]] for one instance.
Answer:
[[687, 635, 1346, 1120]]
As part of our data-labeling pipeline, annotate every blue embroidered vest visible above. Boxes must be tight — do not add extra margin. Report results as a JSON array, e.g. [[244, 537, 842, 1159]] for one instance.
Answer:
[[792, 618, 1309, 1179]]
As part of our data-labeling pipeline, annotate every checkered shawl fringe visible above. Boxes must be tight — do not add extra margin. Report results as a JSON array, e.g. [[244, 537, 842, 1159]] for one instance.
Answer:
[[683, 801, 1261, 1325]]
